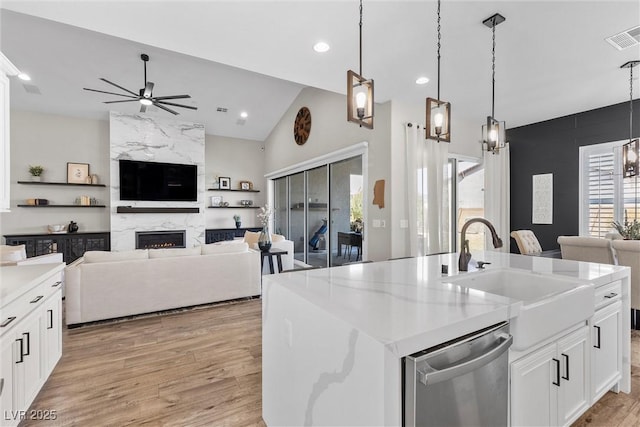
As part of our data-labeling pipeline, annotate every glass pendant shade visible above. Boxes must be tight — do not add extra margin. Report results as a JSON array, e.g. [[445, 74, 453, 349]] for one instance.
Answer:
[[426, 98, 451, 142], [482, 116, 506, 153], [623, 139, 640, 178], [347, 70, 374, 129]]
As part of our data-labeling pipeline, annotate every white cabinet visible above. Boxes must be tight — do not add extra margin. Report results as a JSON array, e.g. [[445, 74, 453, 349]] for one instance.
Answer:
[[0, 337, 16, 422], [13, 309, 42, 412], [0, 52, 19, 212], [511, 326, 589, 427], [41, 289, 62, 377], [591, 300, 622, 402]]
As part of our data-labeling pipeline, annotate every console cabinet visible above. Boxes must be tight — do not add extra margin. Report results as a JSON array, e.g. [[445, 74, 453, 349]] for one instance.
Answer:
[[3, 232, 110, 264], [0, 265, 63, 427], [205, 227, 261, 244]]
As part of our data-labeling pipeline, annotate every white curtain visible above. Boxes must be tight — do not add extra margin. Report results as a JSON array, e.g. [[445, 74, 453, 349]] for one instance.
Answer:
[[405, 123, 450, 256], [483, 143, 510, 252]]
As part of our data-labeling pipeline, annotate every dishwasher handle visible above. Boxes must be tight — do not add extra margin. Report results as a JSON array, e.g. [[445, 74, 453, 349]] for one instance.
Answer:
[[418, 333, 513, 386]]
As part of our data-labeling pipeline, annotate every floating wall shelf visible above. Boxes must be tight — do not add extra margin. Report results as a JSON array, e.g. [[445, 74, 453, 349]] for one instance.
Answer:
[[206, 188, 260, 193], [17, 204, 106, 208], [17, 181, 107, 187], [208, 206, 260, 209], [116, 206, 200, 214]]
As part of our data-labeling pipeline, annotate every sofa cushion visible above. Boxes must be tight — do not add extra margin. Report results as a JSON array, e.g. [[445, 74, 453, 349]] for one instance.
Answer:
[[0, 244, 27, 263], [272, 233, 285, 243], [84, 249, 149, 263], [244, 231, 260, 245], [201, 242, 249, 255], [148, 247, 201, 259]]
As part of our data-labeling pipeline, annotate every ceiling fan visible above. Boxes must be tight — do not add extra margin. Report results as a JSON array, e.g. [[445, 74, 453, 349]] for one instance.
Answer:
[[83, 53, 197, 115]]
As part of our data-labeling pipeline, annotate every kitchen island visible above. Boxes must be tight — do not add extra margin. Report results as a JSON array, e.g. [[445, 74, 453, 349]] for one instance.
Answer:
[[262, 251, 630, 426]]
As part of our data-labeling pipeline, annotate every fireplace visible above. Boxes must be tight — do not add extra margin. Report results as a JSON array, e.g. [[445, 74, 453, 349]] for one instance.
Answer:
[[136, 230, 186, 249]]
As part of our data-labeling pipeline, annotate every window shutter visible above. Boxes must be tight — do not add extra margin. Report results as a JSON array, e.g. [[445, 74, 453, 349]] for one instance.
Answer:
[[587, 152, 615, 237]]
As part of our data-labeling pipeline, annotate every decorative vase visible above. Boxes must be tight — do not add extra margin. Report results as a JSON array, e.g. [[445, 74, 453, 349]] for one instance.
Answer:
[[258, 225, 272, 252], [235, 221, 241, 229], [31, 175, 41, 182], [68, 221, 78, 233]]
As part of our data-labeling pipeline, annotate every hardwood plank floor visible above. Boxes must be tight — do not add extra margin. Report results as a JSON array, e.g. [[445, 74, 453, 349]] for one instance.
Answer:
[[22, 300, 640, 426]]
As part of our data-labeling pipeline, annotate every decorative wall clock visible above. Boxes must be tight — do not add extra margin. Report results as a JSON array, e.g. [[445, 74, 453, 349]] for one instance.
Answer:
[[294, 107, 312, 145]]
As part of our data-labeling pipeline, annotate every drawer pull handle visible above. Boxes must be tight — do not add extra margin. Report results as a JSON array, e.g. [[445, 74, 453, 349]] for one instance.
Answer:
[[604, 292, 618, 299], [52, 281, 62, 287], [30, 295, 43, 304], [552, 358, 560, 386], [0, 317, 16, 327], [562, 353, 570, 381], [22, 332, 30, 356], [47, 309, 53, 329], [594, 325, 601, 349], [15, 338, 24, 364]]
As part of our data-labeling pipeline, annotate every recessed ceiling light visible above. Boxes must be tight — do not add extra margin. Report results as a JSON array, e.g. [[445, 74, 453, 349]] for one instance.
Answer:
[[313, 42, 331, 53], [18, 73, 31, 81], [416, 76, 429, 85], [240, 111, 248, 119]]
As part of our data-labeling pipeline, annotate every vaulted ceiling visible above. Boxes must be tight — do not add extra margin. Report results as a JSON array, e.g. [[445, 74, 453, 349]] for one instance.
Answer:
[[1, 1, 638, 141]]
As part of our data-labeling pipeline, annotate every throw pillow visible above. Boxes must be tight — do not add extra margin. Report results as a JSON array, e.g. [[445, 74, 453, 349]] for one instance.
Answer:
[[272, 233, 285, 243], [201, 242, 249, 255], [148, 247, 201, 259], [84, 249, 149, 263], [0, 244, 27, 263], [244, 231, 260, 246]]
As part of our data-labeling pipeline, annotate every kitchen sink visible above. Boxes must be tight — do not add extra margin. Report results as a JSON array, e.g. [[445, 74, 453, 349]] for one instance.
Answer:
[[443, 269, 595, 350]]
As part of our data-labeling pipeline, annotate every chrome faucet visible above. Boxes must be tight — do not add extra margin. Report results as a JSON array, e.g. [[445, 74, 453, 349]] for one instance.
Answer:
[[458, 218, 503, 271]]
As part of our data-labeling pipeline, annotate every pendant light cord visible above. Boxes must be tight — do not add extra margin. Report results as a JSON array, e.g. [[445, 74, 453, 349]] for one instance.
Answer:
[[359, 0, 363, 76], [491, 18, 496, 119], [630, 65, 634, 143], [437, 0, 441, 100]]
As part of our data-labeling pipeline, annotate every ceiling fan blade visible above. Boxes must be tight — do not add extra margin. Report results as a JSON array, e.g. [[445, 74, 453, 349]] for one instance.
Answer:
[[99, 78, 138, 96], [83, 88, 138, 98], [143, 81, 154, 98], [156, 100, 198, 110], [152, 102, 179, 115], [153, 94, 191, 101], [103, 99, 140, 104], [140, 104, 147, 113]]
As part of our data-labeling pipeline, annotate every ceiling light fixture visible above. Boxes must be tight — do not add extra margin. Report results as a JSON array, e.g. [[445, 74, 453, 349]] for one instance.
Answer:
[[426, 0, 451, 142], [139, 98, 152, 106], [17, 72, 31, 81], [313, 42, 330, 53], [622, 60, 640, 178], [481, 13, 506, 154], [416, 76, 429, 85], [347, 0, 374, 129], [240, 111, 248, 119]]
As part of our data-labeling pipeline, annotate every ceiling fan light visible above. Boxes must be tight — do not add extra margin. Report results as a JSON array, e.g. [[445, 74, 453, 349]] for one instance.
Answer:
[[140, 98, 153, 106]]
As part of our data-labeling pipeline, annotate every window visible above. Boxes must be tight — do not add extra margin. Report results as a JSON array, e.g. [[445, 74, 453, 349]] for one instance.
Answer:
[[580, 140, 640, 237]]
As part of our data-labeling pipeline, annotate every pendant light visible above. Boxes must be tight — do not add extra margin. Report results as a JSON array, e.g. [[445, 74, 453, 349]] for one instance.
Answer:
[[481, 13, 506, 154], [347, 0, 374, 129], [426, 0, 451, 142], [622, 60, 640, 178]]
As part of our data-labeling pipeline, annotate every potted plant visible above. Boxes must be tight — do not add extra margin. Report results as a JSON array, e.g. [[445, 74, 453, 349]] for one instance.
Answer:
[[29, 165, 44, 182], [612, 220, 640, 240], [233, 214, 241, 229]]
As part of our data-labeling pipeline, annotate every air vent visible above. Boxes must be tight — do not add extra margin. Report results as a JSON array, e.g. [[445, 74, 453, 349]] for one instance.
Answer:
[[606, 25, 640, 50], [216, 107, 228, 113], [22, 84, 41, 95]]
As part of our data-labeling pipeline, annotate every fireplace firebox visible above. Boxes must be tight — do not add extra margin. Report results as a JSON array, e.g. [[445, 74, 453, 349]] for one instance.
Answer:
[[136, 230, 186, 249]]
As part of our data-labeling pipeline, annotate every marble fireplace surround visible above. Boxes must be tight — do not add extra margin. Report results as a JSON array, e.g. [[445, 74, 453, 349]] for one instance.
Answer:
[[109, 112, 206, 252]]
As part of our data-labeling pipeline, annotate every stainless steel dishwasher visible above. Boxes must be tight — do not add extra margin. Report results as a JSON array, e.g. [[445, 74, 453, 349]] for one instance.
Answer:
[[403, 321, 512, 427]]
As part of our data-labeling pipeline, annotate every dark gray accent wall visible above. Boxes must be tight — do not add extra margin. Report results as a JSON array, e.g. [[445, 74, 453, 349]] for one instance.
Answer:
[[508, 100, 640, 253]]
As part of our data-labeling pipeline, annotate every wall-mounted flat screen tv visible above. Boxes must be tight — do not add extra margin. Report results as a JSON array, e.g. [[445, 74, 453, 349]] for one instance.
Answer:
[[119, 159, 197, 202]]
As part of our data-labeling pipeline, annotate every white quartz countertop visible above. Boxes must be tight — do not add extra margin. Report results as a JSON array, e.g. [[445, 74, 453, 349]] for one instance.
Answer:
[[0, 263, 65, 307], [263, 251, 629, 357]]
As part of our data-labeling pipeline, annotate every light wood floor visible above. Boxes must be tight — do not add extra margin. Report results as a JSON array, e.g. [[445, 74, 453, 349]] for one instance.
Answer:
[[23, 300, 640, 426]]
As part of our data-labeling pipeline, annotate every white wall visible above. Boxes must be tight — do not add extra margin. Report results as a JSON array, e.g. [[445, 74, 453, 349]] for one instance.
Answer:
[[204, 134, 266, 229], [263, 87, 392, 261], [0, 110, 110, 237]]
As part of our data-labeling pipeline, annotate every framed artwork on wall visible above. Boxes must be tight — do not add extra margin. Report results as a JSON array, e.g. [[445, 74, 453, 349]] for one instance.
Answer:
[[67, 162, 90, 184], [211, 196, 222, 207], [219, 177, 231, 190]]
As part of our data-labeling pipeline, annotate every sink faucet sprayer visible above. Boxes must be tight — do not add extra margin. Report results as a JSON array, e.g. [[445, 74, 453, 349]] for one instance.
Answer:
[[458, 218, 503, 271]]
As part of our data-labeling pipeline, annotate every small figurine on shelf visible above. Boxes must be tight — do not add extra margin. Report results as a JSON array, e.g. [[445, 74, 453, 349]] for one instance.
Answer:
[[233, 214, 241, 229], [68, 221, 79, 233], [28, 165, 44, 182]]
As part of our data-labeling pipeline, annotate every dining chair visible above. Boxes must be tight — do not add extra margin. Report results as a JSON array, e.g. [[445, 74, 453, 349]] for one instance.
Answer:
[[557, 236, 615, 264], [510, 230, 543, 255]]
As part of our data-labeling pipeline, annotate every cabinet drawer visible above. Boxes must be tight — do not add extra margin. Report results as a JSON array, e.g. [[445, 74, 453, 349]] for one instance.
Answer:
[[595, 281, 622, 310]]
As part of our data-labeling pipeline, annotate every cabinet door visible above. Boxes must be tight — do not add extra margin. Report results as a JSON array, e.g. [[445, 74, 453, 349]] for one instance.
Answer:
[[13, 310, 42, 411], [41, 291, 62, 376], [0, 336, 16, 426], [592, 302, 622, 401], [511, 343, 559, 426], [557, 326, 590, 426]]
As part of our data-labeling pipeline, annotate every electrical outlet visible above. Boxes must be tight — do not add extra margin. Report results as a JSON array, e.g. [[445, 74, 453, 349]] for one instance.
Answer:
[[380, 220, 386, 228], [373, 220, 381, 228]]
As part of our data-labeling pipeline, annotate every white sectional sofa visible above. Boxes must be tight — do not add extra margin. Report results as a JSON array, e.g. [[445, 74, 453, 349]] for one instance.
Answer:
[[64, 242, 261, 326]]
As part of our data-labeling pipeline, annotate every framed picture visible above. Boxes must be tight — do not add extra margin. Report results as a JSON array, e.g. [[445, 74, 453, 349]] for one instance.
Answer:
[[67, 162, 90, 184], [211, 196, 222, 206], [240, 181, 252, 190], [219, 176, 231, 190]]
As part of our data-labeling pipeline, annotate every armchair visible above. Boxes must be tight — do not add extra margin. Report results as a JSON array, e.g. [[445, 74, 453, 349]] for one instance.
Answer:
[[556, 236, 615, 264]]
